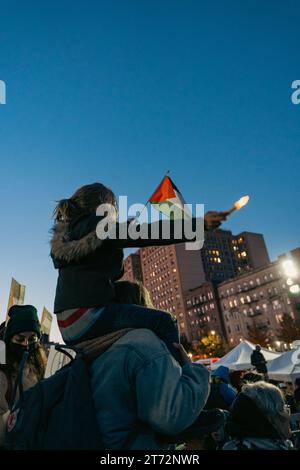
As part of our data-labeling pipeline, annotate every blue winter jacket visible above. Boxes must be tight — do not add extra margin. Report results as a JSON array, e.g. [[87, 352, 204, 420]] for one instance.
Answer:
[[90, 328, 210, 450]]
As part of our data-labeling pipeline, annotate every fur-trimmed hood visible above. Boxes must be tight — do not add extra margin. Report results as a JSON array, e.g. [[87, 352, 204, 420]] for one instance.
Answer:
[[50, 216, 104, 265]]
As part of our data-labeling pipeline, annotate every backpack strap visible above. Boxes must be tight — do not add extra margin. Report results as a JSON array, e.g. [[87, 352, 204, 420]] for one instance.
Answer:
[[54, 345, 75, 362], [10, 351, 29, 411]]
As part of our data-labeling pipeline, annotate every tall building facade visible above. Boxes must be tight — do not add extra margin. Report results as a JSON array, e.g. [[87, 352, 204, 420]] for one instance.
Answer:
[[232, 231, 270, 274], [139, 243, 205, 341], [201, 230, 270, 283], [218, 255, 299, 347], [185, 281, 227, 344]]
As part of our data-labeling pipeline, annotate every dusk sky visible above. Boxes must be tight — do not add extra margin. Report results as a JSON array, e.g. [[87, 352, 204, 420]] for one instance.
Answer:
[[0, 1, 299, 342]]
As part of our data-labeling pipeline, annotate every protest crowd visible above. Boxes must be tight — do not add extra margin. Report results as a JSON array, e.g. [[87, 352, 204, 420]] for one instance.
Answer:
[[0, 182, 300, 451]]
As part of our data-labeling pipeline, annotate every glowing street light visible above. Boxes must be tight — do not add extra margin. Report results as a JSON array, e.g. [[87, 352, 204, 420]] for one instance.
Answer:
[[282, 260, 298, 279]]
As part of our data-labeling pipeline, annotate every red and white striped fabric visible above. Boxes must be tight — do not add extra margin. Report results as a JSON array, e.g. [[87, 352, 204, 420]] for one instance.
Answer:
[[57, 307, 105, 344]]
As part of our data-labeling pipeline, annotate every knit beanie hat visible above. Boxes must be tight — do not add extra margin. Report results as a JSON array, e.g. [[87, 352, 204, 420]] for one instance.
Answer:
[[4, 305, 41, 343]]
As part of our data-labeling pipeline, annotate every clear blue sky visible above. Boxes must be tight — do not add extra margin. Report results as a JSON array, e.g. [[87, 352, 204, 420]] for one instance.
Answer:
[[0, 0, 299, 342]]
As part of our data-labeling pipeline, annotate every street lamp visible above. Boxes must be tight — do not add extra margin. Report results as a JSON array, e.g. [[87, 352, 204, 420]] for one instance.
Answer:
[[282, 260, 298, 279]]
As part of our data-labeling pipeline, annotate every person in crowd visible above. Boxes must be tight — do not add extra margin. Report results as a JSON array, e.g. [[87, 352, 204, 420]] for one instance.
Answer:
[[210, 410, 231, 450], [50, 182, 227, 363], [0, 305, 47, 446], [85, 326, 211, 449], [284, 382, 299, 414], [229, 370, 244, 393], [250, 344, 268, 378], [294, 378, 300, 408], [223, 381, 293, 450], [181, 410, 227, 450], [204, 366, 237, 411]]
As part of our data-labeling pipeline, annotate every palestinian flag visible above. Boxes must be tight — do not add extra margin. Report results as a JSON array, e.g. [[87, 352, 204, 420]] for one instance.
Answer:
[[148, 175, 191, 219]]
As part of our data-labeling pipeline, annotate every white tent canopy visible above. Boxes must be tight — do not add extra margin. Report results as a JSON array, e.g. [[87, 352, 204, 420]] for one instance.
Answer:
[[211, 340, 281, 371], [267, 348, 300, 382]]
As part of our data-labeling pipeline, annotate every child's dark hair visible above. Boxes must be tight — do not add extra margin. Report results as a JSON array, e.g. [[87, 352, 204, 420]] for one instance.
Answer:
[[53, 182, 117, 222]]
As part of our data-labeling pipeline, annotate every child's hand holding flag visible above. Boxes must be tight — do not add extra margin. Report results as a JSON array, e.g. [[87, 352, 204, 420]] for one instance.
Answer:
[[148, 175, 229, 230]]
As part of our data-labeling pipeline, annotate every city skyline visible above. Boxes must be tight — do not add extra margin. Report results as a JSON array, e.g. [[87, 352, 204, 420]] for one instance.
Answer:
[[123, 238, 300, 349]]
